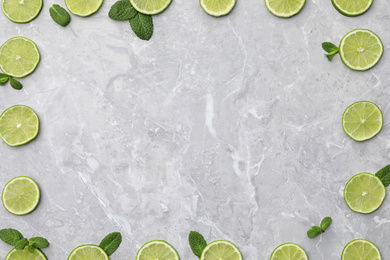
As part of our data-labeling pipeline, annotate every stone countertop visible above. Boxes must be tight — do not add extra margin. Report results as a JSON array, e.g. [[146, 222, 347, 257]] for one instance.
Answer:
[[1, 0, 390, 259]]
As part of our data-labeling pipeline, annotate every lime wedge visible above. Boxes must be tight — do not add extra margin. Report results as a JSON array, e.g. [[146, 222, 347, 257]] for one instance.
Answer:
[[129, 0, 171, 15], [0, 105, 40, 146], [200, 0, 236, 17], [265, 0, 306, 17], [2, 176, 40, 215], [342, 101, 382, 141], [0, 37, 40, 78], [332, 0, 372, 16], [339, 29, 383, 71], [1, 0, 42, 23], [201, 240, 242, 260], [136, 240, 180, 260], [342, 239, 382, 260], [5, 248, 47, 260], [270, 243, 308, 260], [344, 173, 386, 214], [65, 0, 103, 16], [68, 245, 109, 260]]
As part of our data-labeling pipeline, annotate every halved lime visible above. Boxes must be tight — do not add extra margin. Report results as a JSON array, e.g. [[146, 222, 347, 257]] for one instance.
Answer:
[[129, 0, 171, 15], [5, 248, 47, 260], [2, 176, 40, 215], [136, 240, 180, 260], [341, 239, 382, 260], [344, 173, 386, 214], [65, 0, 103, 16], [332, 0, 372, 16], [200, 0, 236, 17], [0, 105, 40, 146], [342, 101, 382, 141], [1, 0, 42, 23], [0, 37, 40, 78], [339, 29, 383, 71], [265, 0, 306, 17], [201, 240, 242, 260], [270, 243, 308, 260], [68, 245, 109, 260]]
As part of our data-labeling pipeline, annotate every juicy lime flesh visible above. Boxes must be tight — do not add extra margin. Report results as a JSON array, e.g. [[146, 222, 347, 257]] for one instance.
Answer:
[[2, 177, 40, 215], [271, 243, 308, 260], [68, 245, 108, 260], [0, 105, 39, 146], [0, 37, 40, 78], [130, 0, 171, 14], [344, 173, 386, 214], [201, 241, 242, 260], [342, 240, 381, 260], [65, 0, 103, 16], [265, 0, 305, 17], [200, 0, 236, 16], [342, 101, 382, 141], [2, 0, 42, 23], [137, 241, 179, 260], [6, 248, 46, 260], [340, 30, 383, 70], [332, 0, 371, 15]]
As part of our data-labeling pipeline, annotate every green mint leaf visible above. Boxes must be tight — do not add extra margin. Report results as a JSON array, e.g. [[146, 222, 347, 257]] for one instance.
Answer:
[[99, 232, 122, 256], [29, 237, 49, 248], [189, 231, 207, 258], [129, 13, 153, 41], [0, 229, 24, 246], [0, 73, 9, 85], [326, 51, 338, 61], [307, 226, 322, 238], [320, 217, 332, 231], [15, 238, 28, 250], [322, 42, 339, 53], [28, 244, 35, 253], [49, 4, 71, 27], [109, 0, 138, 20], [375, 165, 390, 187], [9, 78, 23, 90]]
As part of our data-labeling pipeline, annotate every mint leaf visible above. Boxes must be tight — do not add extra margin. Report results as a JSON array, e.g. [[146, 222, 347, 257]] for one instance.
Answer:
[[29, 237, 49, 248], [376, 165, 390, 187], [109, 0, 138, 20], [322, 42, 339, 53], [28, 244, 35, 253], [307, 226, 322, 238], [99, 232, 122, 256], [15, 238, 28, 250], [9, 78, 23, 90], [129, 13, 153, 41], [326, 52, 338, 61], [189, 231, 207, 258], [320, 217, 332, 231], [0, 229, 24, 246], [49, 4, 71, 27], [0, 73, 9, 85]]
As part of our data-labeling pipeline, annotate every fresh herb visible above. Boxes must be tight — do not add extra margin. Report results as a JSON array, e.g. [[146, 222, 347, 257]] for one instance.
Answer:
[[0, 229, 24, 246], [307, 217, 332, 238], [0, 228, 49, 252], [375, 165, 390, 187], [109, 0, 137, 20], [99, 232, 122, 256], [322, 42, 339, 61], [189, 231, 207, 258], [0, 73, 9, 85], [9, 78, 23, 90], [49, 4, 71, 27]]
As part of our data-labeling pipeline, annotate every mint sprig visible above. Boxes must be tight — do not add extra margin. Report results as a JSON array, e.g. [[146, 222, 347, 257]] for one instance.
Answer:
[[322, 42, 339, 61], [109, 0, 137, 20], [307, 217, 332, 238], [189, 231, 207, 258], [0, 73, 9, 85], [50, 4, 71, 27], [0, 228, 49, 252], [0, 73, 23, 90], [15, 238, 28, 250], [99, 232, 122, 256], [0, 229, 24, 246], [375, 165, 390, 187]]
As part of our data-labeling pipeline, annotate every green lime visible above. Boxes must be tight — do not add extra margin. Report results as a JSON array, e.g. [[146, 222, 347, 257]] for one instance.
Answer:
[[1, 0, 42, 23], [339, 29, 383, 71], [68, 245, 109, 260], [270, 243, 308, 260], [2, 176, 40, 215], [0, 36, 40, 78], [136, 240, 180, 260], [5, 248, 47, 260], [332, 0, 372, 16], [344, 173, 386, 214], [265, 0, 305, 17], [0, 105, 40, 146], [200, 0, 236, 17], [342, 101, 382, 141], [65, 0, 103, 16], [129, 0, 171, 15], [341, 239, 382, 260], [201, 240, 242, 260]]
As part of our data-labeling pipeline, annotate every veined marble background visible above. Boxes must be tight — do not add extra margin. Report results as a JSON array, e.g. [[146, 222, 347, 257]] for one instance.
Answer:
[[1, 0, 390, 259]]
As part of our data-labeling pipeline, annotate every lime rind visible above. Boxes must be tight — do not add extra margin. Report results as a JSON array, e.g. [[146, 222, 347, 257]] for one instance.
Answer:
[[270, 243, 308, 260], [199, 0, 236, 17], [5, 248, 47, 260], [1, 0, 42, 23], [65, 0, 103, 16], [201, 240, 242, 260], [129, 0, 172, 15], [136, 240, 180, 260], [265, 0, 306, 18], [331, 0, 372, 16], [68, 244, 109, 260], [341, 239, 382, 260]]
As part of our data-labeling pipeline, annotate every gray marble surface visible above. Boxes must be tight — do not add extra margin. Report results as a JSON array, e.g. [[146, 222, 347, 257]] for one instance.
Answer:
[[1, 0, 390, 259]]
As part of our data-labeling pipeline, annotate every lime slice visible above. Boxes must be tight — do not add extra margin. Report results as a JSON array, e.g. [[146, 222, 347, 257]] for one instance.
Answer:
[[0, 105, 40, 146], [265, 0, 306, 17], [200, 240, 242, 260], [65, 0, 103, 16], [332, 0, 372, 16], [0, 36, 40, 78], [136, 240, 180, 260], [129, 0, 171, 15], [2, 176, 40, 215], [270, 243, 308, 260], [341, 239, 382, 260], [339, 29, 383, 71], [68, 245, 109, 260], [5, 248, 47, 260], [1, 0, 42, 23], [200, 0, 236, 17], [344, 173, 386, 214], [342, 101, 382, 141]]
